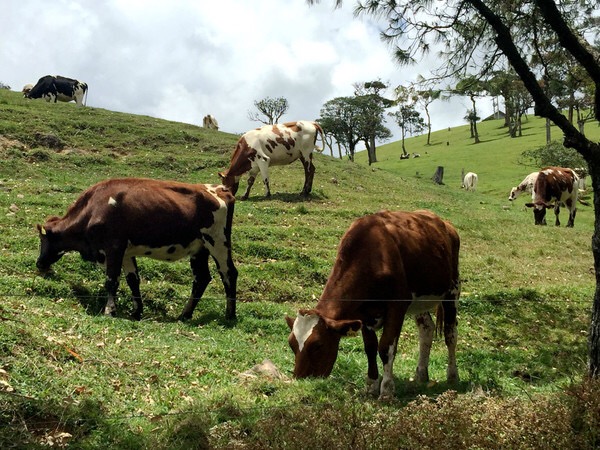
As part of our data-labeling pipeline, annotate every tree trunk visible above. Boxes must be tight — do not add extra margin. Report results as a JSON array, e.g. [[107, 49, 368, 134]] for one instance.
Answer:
[[425, 107, 432, 145], [588, 152, 600, 376], [545, 118, 552, 144], [369, 135, 377, 164], [432, 166, 444, 185]]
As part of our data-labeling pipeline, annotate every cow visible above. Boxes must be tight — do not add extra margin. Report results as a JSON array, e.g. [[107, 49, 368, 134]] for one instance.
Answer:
[[508, 171, 538, 201], [462, 172, 478, 191], [218, 120, 325, 200], [24, 75, 88, 106], [21, 83, 34, 96], [36, 178, 238, 321], [203, 114, 219, 130], [286, 210, 460, 400], [525, 166, 583, 227]]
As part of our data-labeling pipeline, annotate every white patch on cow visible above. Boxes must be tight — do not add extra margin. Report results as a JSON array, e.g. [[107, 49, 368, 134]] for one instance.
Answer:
[[108, 197, 118, 207], [292, 313, 320, 352], [125, 239, 204, 261], [406, 293, 445, 316], [380, 339, 397, 398]]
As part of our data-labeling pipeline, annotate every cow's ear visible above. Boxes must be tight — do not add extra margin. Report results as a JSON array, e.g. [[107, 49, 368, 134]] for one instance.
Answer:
[[285, 315, 295, 330], [37, 224, 48, 235], [525, 202, 534, 208], [322, 317, 362, 337]]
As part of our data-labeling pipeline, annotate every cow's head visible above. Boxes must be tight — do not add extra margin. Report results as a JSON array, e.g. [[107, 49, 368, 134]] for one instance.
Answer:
[[36, 219, 65, 273], [525, 201, 551, 225], [508, 187, 519, 201], [218, 170, 240, 196], [22, 84, 33, 98], [286, 310, 362, 378]]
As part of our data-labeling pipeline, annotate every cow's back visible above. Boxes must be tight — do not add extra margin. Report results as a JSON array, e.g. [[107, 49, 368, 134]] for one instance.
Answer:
[[55, 178, 232, 246], [321, 210, 459, 309]]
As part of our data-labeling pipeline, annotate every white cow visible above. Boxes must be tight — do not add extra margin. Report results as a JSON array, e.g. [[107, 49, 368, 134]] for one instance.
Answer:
[[462, 172, 478, 191], [508, 172, 538, 201], [203, 114, 219, 130]]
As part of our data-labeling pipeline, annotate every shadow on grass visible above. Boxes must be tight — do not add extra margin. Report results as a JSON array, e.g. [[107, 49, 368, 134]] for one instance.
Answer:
[[243, 191, 326, 203]]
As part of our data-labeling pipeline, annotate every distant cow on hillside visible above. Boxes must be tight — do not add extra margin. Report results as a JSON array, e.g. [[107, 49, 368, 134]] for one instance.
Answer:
[[36, 178, 238, 321], [24, 75, 88, 106], [525, 166, 585, 227], [508, 171, 538, 202], [462, 172, 478, 191], [219, 120, 325, 200], [203, 114, 219, 130]]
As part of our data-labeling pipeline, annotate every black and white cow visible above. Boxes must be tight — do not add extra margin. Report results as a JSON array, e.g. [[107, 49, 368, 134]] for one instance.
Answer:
[[25, 75, 88, 106]]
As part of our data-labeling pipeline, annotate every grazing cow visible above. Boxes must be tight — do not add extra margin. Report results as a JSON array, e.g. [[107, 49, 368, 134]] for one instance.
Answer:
[[218, 120, 324, 200], [286, 210, 460, 400], [508, 171, 538, 201], [203, 114, 219, 130], [25, 75, 88, 106], [525, 166, 583, 227], [21, 83, 34, 96], [462, 172, 478, 191], [36, 178, 238, 321]]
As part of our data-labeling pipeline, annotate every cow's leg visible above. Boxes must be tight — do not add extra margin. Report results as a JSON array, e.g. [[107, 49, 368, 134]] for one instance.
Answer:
[[554, 203, 561, 226], [123, 256, 143, 320], [103, 249, 125, 317], [362, 326, 380, 396], [256, 158, 272, 198], [442, 299, 459, 383], [299, 154, 316, 197], [377, 312, 407, 399], [211, 240, 238, 321], [415, 312, 435, 383], [178, 248, 211, 321], [567, 203, 576, 227], [241, 167, 260, 201]]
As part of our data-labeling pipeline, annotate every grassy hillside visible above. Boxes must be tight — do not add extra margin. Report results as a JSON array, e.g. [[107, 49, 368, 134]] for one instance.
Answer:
[[1, 88, 599, 448]]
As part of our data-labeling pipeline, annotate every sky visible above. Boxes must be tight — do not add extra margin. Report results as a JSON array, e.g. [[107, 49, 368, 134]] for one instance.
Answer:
[[1, 0, 495, 151]]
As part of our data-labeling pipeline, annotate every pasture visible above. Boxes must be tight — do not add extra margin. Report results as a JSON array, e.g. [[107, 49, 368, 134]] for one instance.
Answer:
[[1, 88, 599, 448]]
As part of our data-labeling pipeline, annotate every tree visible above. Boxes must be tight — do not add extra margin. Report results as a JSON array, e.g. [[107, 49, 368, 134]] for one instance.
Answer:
[[389, 87, 425, 157], [248, 96, 289, 125], [454, 76, 486, 143], [353, 80, 394, 164], [318, 96, 363, 161], [414, 85, 444, 145], [309, 0, 600, 377]]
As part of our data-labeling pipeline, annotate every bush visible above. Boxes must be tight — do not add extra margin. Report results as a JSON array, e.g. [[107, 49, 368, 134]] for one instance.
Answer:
[[521, 140, 587, 169]]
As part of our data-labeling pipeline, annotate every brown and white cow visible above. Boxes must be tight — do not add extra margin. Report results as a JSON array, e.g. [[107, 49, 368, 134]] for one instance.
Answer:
[[525, 166, 583, 227], [36, 178, 238, 320], [286, 210, 460, 400], [218, 120, 324, 200], [508, 171, 539, 202]]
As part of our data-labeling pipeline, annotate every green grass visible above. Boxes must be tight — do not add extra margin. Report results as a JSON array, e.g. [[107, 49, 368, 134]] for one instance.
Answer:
[[1, 88, 599, 448]]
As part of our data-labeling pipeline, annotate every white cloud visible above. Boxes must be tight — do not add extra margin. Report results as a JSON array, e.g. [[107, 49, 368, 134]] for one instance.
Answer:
[[1, 0, 494, 142]]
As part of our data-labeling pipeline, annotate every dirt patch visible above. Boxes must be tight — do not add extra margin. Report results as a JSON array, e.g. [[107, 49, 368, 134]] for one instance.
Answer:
[[0, 135, 28, 151]]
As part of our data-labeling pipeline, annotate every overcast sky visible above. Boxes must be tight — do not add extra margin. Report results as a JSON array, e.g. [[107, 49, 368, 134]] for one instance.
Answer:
[[2, 0, 494, 149]]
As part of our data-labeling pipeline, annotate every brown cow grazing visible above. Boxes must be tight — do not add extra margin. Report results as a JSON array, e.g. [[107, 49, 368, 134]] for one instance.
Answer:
[[218, 120, 324, 200], [286, 210, 460, 400], [525, 166, 583, 227], [36, 178, 238, 321]]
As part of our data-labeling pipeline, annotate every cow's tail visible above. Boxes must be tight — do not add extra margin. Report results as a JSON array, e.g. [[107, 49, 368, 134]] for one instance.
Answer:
[[314, 122, 325, 153]]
